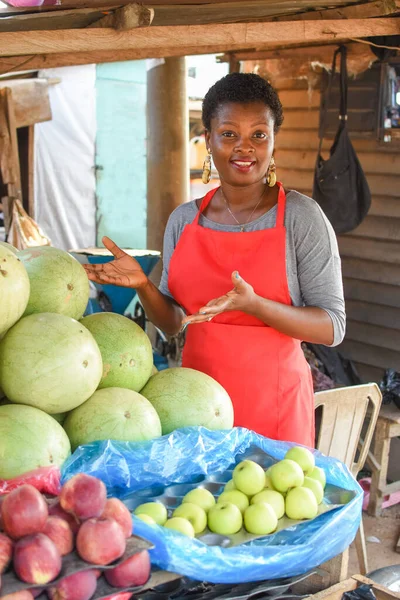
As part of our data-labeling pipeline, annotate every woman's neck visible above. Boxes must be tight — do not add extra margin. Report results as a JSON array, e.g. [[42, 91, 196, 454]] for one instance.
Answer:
[[219, 180, 268, 208]]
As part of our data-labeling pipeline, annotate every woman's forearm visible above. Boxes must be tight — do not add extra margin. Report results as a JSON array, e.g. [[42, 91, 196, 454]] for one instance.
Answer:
[[248, 295, 334, 345], [137, 279, 184, 336]]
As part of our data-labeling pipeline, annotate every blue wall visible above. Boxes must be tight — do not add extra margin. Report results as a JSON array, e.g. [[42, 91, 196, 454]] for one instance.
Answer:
[[95, 61, 147, 249]]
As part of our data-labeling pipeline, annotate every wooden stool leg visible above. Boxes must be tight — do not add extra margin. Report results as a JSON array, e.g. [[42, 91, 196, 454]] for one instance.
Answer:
[[368, 420, 390, 517], [293, 549, 350, 594], [354, 520, 368, 575], [320, 549, 349, 586]]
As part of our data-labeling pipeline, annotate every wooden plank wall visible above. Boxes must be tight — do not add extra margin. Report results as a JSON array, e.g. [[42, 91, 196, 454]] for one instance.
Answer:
[[273, 79, 400, 383]]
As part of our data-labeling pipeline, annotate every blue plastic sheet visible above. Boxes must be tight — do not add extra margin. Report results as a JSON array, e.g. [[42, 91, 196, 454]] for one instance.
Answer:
[[61, 427, 363, 584]]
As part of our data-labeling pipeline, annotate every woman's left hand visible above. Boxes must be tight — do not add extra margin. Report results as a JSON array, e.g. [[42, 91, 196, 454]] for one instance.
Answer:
[[181, 272, 257, 329]]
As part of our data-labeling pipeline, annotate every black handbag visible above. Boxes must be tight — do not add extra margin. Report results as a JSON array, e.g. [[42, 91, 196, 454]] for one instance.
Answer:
[[312, 45, 371, 234]]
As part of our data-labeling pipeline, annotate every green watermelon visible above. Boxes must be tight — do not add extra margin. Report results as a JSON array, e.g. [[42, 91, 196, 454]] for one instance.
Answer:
[[0, 246, 30, 337], [52, 412, 67, 425], [141, 367, 234, 435], [0, 313, 103, 414], [80, 313, 153, 392], [18, 246, 89, 320], [0, 241, 18, 254], [64, 387, 162, 451], [0, 404, 71, 479]]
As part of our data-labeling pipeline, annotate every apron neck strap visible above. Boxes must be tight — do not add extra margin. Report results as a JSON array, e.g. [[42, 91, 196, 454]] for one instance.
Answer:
[[195, 187, 219, 223], [275, 182, 286, 228]]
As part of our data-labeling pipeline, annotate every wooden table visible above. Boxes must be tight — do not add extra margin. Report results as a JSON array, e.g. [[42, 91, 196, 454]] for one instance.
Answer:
[[367, 404, 400, 517]]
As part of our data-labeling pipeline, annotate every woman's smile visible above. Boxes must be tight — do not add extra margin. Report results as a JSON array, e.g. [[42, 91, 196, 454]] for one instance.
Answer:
[[230, 159, 257, 173]]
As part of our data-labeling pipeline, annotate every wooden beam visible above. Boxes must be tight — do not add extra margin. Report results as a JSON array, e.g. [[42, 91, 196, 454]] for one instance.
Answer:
[[150, 0, 367, 27], [1, 0, 311, 6], [1, 18, 400, 57], [0, 7, 118, 32], [88, 3, 154, 29], [0, 79, 52, 127], [1, 0, 397, 29], [274, 0, 400, 21], [218, 40, 373, 62], [0, 45, 238, 75]]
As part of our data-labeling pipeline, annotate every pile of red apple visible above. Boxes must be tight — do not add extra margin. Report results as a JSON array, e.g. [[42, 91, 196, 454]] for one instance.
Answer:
[[0, 474, 151, 600]]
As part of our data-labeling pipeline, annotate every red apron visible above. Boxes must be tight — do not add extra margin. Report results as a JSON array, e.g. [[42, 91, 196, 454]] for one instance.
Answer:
[[168, 183, 315, 446]]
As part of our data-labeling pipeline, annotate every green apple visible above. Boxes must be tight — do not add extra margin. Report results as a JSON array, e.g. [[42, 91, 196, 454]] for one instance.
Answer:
[[269, 459, 304, 493], [285, 486, 318, 520], [164, 517, 195, 537], [182, 488, 216, 512], [250, 489, 285, 519], [172, 502, 207, 534], [285, 446, 315, 473], [134, 502, 168, 525], [244, 502, 278, 535], [218, 490, 249, 514], [307, 466, 326, 489], [224, 479, 236, 492], [303, 476, 324, 504], [136, 514, 156, 525], [264, 467, 274, 489], [208, 502, 243, 535], [233, 460, 265, 496]]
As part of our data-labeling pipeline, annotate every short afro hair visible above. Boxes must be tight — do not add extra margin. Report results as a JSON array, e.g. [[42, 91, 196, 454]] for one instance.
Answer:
[[202, 72, 283, 133]]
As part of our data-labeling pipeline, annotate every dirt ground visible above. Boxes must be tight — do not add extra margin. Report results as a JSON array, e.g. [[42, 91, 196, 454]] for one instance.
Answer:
[[348, 504, 400, 575]]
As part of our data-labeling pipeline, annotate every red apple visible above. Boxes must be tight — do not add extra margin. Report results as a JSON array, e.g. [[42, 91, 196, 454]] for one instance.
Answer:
[[0, 591, 35, 600], [43, 517, 74, 556], [13, 533, 61, 585], [92, 569, 102, 579], [0, 532, 13, 573], [76, 518, 125, 565], [0, 496, 4, 531], [60, 475, 107, 521], [104, 594, 133, 600], [28, 588, 44, 598], [1, 486, 48, 540], [48, 569, 97, 600], [104, 551, 150, 588], [100, 499, 132, 539], [49, 501, 80, 535]]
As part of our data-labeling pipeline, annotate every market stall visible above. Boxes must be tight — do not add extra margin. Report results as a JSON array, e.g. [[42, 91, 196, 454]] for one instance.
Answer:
[[0, 240, 386, 597], [0, 1, 399, 598]]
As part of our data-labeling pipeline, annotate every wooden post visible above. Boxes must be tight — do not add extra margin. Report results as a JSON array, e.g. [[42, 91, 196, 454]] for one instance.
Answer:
[[229, 54, 240, 73], [146, 56, 189, 284], [0, 88, 22, 234]]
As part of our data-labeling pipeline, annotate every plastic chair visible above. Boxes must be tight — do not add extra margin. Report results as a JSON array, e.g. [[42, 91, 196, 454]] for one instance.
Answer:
[[314, 383, 382, 576]]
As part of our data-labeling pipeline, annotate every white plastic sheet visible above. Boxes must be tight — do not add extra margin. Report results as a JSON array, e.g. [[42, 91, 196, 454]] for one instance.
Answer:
[[34, 66, 97, 250]]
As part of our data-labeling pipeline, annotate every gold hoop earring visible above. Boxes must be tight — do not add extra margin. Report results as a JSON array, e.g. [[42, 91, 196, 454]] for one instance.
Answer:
[[267, 156, 277, 187], [202, 153, 212, 184]]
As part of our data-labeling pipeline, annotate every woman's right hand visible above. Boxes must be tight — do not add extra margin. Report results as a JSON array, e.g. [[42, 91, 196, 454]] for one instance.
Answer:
[[83, 237, 148, 289]]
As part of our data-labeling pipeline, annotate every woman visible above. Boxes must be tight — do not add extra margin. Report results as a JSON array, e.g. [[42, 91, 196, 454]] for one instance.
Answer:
[[84, 73, 345, 447]]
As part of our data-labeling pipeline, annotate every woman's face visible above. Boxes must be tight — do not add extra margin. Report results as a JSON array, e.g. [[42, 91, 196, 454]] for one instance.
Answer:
[[205, 101, 275, 187]]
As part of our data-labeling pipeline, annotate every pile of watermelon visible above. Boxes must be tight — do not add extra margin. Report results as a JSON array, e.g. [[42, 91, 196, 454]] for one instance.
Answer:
[[0, 242, 234, 481]]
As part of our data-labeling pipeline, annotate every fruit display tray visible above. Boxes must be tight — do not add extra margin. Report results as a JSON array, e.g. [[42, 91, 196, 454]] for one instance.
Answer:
[[123, 447, 356, 548], [0, 535, 162, 599], [134, 568, 317, 600]]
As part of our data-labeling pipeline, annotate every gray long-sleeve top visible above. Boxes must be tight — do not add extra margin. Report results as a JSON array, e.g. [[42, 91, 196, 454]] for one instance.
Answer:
[[159, 189, 346, 346]]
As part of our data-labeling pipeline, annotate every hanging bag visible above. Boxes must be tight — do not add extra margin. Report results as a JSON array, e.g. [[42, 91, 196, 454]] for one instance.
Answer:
[[312, 46, 371, 234]]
